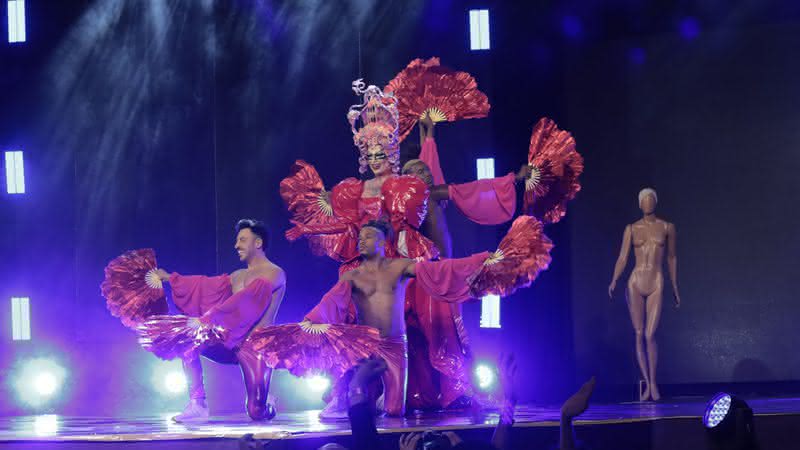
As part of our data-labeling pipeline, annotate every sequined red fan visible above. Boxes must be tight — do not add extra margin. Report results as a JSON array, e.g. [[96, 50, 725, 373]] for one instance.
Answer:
[[280, 160, 334, 223], [385, 57, 491, 142], [246, 322, 383, 379], [100, 248, 167, 329], [280, 160, 357, 261], [136, 315, 226, 361], [523, 118, 584, 224], [468, 216, 553, 298]]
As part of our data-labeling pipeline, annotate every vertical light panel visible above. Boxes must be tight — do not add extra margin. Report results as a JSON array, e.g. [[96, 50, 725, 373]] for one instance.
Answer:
[[11, 297, 31, 340], [476, 157, 495, 180], [7, 0, 26, 43], [480, 294, 501, 328], [5, 151, 25, 194], [469, 9, 490, 50], [476, 158, 500, 327]]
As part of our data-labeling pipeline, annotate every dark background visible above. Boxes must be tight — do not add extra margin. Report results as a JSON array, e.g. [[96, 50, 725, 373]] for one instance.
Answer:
[[1, 0, 799, 416]]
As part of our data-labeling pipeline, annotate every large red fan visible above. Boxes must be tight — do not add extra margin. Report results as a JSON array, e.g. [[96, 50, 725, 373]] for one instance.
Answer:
[[280, 160, 356, 261], [523, 118, 584, 224], [136, 315, 226, 361], [468, 216, 553, 298], [246, 322, 383, 379], [100, 248, 167, 329], [385, 57, 491, 142]]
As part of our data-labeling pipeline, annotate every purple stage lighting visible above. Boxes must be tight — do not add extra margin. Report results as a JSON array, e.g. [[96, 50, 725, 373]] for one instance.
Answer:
[[561, 15, 583, 40], [628, 47, 646, 66], [151, 362, 187, 396], [13, 358, 67, 408], [679, 17, 700, 40], [305, 375, 331, 393], [704, 392, 732, 428], [703, 393, 756, 447], [164, 371, 187, 394], [474, 363, 497, 391]]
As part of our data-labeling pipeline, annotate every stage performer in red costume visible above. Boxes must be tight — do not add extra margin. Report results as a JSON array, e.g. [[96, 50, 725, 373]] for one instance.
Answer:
[[389, 58, 582, 412], [298, 217, 551, 417], [280, 79, 476, 412]]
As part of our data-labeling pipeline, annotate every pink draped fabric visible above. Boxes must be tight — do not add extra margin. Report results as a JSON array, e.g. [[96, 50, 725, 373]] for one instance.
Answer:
[[170, 274, 232, 316], [448, 173, 516, 225], [420, 137, 446, 186], [414, 252, 490, 303], [304, 279, 356, 325], [169, 273, 274, 348]]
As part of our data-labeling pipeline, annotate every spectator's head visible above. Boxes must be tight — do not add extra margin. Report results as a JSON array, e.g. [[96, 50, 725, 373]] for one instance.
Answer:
[[318, 444, 348, 450]]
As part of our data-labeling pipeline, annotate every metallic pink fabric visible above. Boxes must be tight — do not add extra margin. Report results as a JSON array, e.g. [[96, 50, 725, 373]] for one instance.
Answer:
[[525, 117, 584, 224], [170, 274, 273, 349], [383, 57, 491, 143], [448, 173, 517, 225], [415, 252, 490, 303], [100, 248, 167, 329], [247, 323, 383, 380]]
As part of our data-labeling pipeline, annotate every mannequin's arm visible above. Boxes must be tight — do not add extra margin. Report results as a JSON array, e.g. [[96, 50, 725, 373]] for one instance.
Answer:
[[667, 223, 680, 306], [609, 225, 632, 297]]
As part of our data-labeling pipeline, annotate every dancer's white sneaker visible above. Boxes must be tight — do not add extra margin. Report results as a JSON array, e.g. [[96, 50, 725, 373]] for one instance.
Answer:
[[172, 399, 210, 423]]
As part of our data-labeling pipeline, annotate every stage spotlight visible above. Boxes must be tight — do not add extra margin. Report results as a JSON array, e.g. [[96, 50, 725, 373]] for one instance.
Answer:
[[704, 393, 733, 428], [306, 375, 331, 393], [12, 358, 67, 408], [164, 370, 187, 394], [151, 361, 187, 396], [34, 372, 58, 396], [704, 392, 757, 450], [474, 364, 497, 391]]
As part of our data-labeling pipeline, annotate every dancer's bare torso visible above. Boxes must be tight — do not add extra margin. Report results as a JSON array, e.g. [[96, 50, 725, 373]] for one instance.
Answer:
[[342, 259, 414, 339]]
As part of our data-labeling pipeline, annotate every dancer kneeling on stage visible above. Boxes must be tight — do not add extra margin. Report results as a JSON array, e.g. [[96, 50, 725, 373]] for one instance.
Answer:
[[145, 219, 286, 422]]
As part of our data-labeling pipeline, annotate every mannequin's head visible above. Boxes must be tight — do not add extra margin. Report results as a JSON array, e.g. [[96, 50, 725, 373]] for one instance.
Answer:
[[638, 188, 657, 215]]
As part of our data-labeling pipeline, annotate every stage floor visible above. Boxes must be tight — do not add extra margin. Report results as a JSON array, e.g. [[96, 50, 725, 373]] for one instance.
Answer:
[[2, 396, 800, 443]]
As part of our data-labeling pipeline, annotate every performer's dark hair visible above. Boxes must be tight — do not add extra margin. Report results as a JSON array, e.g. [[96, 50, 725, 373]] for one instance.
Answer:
[[399, 139, 422, 168], [362, 219, 391, 240], [235, 219, 269, 251]]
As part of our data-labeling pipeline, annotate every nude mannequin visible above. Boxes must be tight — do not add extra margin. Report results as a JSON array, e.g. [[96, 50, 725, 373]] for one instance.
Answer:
[[608, 188, 680, 401]]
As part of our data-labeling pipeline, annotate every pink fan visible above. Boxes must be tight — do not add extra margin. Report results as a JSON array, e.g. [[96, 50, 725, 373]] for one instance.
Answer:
[[100, 248, 167, 329]]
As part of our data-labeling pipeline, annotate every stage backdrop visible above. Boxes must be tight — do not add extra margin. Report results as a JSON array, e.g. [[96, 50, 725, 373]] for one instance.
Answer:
[[566, 22, 800, 388]]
